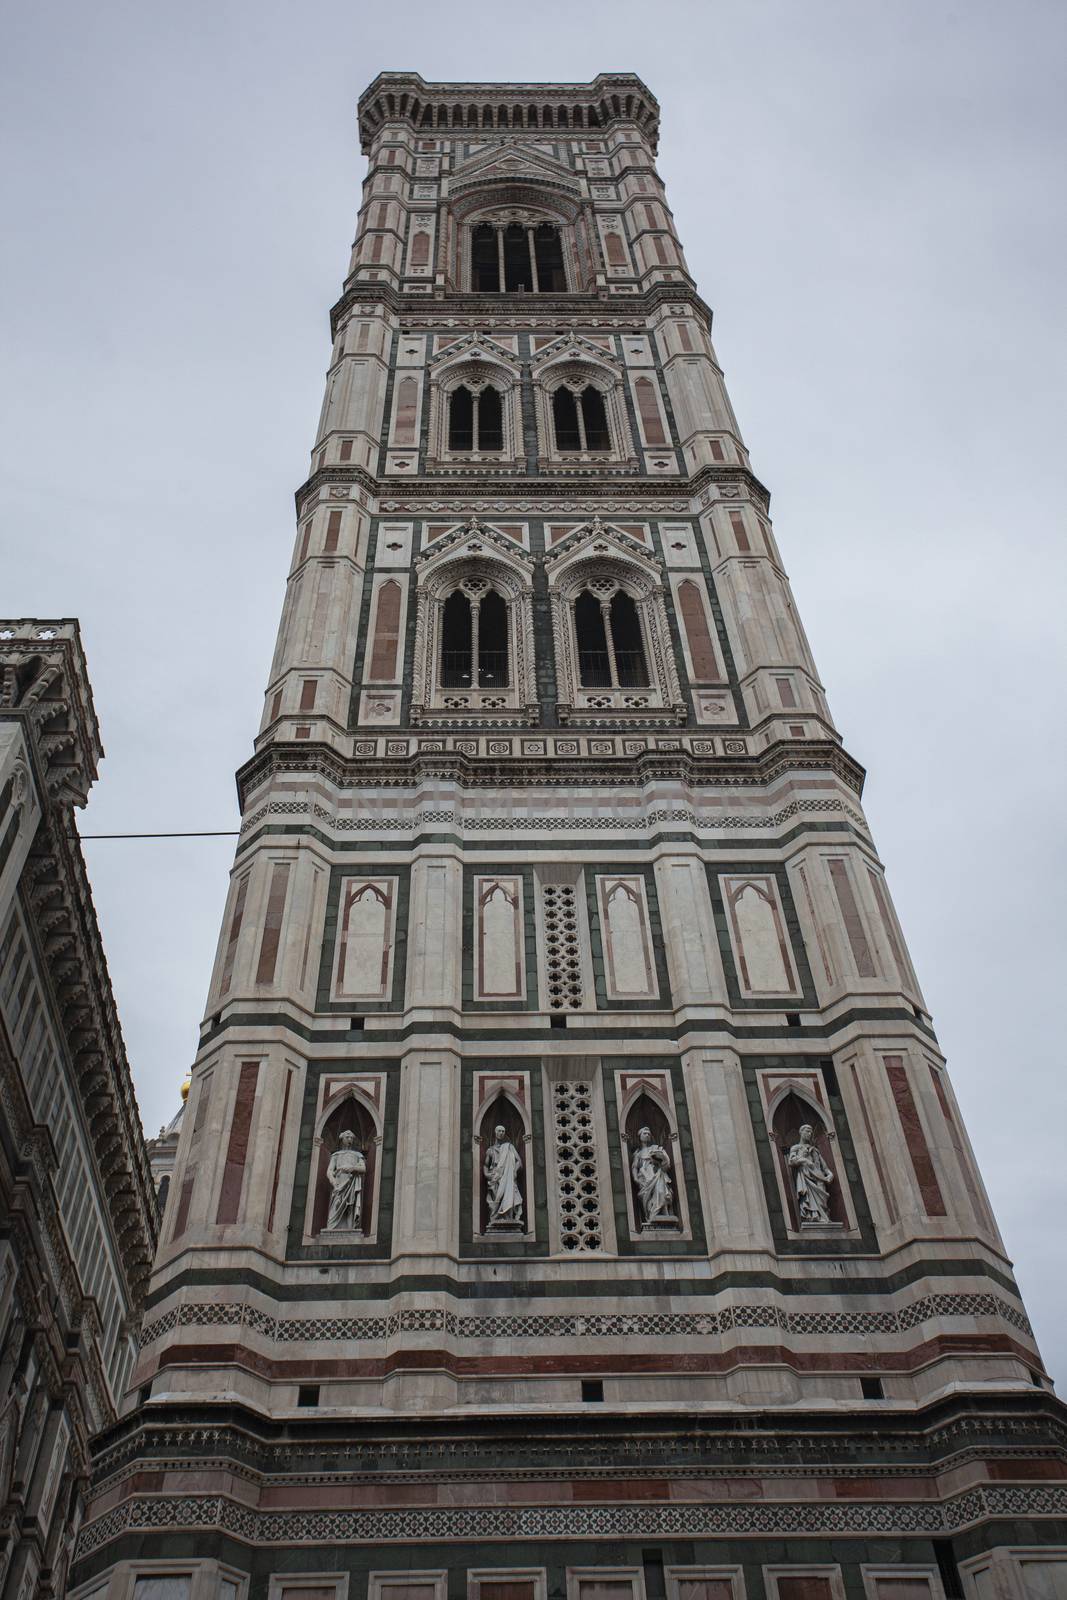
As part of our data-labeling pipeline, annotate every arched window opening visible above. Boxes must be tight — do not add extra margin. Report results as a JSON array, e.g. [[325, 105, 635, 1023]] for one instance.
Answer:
[[558, 106, 569, 127], [575, 590, 611, 686], [448, 385, 475, 451], [477, 385, 503, 451], [581, 387, 610, 450], [609, 591, 649, 687], [441, 584, 510, 690], [482, 105, 492, 127], [447, 384, 504, 453], [467, 104, 478, 127], [542, 105, 554, 127], [533, 223, 566, 290], [472, 223, 500, 291], [436, 106, 447, 128], [469, 222, 566, 293], [552, 387, 581, 451], [503, 223, 530, 291], [553, 385, 610, 452], [498, 104, 509, 127], [478, 589, 509, 686], [441, 591, 473, 685]]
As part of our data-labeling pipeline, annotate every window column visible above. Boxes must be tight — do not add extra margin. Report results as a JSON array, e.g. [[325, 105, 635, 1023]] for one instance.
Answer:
[[526, 226, 540, 292]]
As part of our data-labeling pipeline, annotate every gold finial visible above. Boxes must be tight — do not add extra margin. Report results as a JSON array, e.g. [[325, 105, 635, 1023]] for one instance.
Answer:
[[180, 1073, 192, 1103]]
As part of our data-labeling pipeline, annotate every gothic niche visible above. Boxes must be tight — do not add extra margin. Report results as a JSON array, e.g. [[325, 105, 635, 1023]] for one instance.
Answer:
[[624, 1092, 680, 1233], [771, 1091, 846, 1229], [477, 1094, 528, 1235], [312, 1092, 378, 1238]]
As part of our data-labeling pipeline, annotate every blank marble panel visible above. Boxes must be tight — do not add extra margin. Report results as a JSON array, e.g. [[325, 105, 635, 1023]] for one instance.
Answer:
[[331, 876, 398, 1002], [474, 875, 526, 1002], [720, 874, 802, 999], [596, 875, 657, 1001]]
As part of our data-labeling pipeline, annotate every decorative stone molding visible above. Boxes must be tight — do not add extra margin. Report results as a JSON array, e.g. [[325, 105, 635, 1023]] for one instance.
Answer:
[[410, 519, 538, 723], [543, 520, 685, 724]]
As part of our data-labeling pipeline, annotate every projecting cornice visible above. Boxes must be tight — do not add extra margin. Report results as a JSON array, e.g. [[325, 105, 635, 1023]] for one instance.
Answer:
[[0, 618, 158, 1306], [236, 737, 866, 814], [357, 73, 660, 154]]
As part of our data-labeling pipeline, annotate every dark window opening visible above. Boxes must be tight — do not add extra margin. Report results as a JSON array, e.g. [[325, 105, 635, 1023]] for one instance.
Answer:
[[441, 587, 509, 690], [575, 590, 611, 687], [581, 1379, 604, 1402], [448, 385, 474, 450], [581, 386, 610, 449], [478, 589, 509, 686], [860, 1376, 884, 1399], [553, 384, 610, 452], [550, 1014, 568, 1030], [471, 223, 500, 291], [478, 386, 503, 451], [503, 224, 530, 291], [552, 387, 581, 451], [609, 591, 649, 687], [470, 222, 566, 292], [448, 384, 503, 453], [441, 590, 473, 685], [786, 1012, 801, 1028], [534, 224, 567, 290], [349, 1016, 365, 1031], [297, 1384, 320, 1408]]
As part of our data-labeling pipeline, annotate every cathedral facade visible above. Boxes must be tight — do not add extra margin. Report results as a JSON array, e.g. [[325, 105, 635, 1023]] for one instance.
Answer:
[[72, 75, 1067, 1600]]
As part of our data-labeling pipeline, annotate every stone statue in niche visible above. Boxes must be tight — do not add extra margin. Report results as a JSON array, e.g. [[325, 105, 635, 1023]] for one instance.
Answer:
[[631, 1125, 678, 1230], [484, 1124, 524, 1232], [325, 1130, 366, 1233], [788, 1123, 835, 1224]]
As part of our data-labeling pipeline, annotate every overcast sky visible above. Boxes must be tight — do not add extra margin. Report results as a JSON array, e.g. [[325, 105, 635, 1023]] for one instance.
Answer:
[[3, 0, 1065, 1380]]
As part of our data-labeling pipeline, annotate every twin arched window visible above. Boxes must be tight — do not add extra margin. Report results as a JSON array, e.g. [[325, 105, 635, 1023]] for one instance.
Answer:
[[574, 588, 649, 688], [441, 585, 510, 688], [552, 385, 610, 452], [448, 385, 504, 452], [470, 222, 567, 292]]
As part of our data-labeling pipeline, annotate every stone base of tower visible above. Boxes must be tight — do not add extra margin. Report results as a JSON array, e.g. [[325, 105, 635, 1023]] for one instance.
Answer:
[[71, 1392, 1067, 1599]]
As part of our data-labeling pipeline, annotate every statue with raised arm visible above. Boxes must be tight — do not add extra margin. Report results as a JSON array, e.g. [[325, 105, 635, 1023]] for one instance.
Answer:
[[325, 1130, 366, 1232], [631, 1126, 676, 1228], [787, 1123, 834, 1224], [484, 1125, 524, 1230]]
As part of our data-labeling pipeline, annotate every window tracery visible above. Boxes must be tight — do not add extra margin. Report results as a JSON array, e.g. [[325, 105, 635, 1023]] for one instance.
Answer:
[[545, 521, 684, 724], [410, 520, 537, 723], [426, 346, 522, 468], [532, 343, 636, 468]]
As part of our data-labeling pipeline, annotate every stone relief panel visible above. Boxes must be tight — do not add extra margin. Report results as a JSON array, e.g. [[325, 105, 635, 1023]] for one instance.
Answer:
[[595, 874, 658, 1002], [330, 876, 398, 1003], [719, 874, 803, 1001]]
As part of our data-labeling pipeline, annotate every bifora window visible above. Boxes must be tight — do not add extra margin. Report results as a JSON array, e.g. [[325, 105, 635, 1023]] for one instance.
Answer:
[[552, 385, 610, 452], [574, 588, 649, 688], [448, 385, 504, 451], [470, 222, 567, 292], [441, 584, 510, 688]]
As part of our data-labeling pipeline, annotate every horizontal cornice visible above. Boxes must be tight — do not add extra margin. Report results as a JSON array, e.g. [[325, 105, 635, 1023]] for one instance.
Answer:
[[236, 739, 866, 812]]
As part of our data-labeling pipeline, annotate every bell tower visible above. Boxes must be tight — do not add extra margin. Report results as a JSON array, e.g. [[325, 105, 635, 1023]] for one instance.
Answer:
[[73, 74, 1067, 1600]]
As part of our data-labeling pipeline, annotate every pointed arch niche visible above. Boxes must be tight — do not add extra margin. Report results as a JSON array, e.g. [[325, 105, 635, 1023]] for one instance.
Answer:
[[304, 1074, 387, 1245], [447, 177, 589, 295], [613, 1069, 689, 1242], [471, 1071, 533, 1241], [758, 1069, 854, 1235], [411, 524, 538, 723], [545, 523, 685, 724]]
